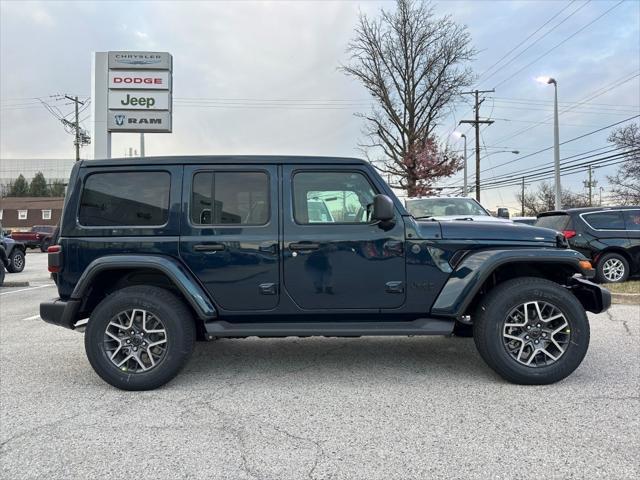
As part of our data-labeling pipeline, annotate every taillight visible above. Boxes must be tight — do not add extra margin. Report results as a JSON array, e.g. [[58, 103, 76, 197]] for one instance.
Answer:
[[562, 230, 576, 239], [48, 245, 62, 273]]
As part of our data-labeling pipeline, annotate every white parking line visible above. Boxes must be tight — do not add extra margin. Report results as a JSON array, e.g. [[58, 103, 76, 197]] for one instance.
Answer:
[[21, 315, 41, 321], [0, 284, 56, 296]]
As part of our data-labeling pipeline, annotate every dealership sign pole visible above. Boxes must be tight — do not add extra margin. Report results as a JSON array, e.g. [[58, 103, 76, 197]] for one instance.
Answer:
[[91, 51, 173, 159]]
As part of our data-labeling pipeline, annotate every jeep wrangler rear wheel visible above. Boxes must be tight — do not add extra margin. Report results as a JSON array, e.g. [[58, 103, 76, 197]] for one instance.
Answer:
[[473, 277, 589, 385], [85, 286, 196, 391]]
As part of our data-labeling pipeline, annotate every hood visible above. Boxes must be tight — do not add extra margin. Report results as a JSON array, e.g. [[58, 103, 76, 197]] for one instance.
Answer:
[[436, 220, 559, 244], [430, 215, 512, 223]]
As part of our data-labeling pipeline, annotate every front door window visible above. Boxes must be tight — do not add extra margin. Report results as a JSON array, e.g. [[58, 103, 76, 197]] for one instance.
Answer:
[[293, 171, 376, 224]]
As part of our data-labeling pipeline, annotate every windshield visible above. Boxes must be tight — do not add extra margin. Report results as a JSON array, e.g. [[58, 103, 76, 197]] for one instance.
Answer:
[[406, 198, 489, 218]]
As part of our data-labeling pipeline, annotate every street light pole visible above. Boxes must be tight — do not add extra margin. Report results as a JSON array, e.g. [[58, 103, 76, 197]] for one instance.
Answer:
[[537, 76, 561, 209], [551, 79, 561, 210]]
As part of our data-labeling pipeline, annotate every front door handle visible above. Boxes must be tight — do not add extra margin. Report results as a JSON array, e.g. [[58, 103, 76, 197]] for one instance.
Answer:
[[193, 243, 225, 252], [289, 242, 320, 251], [259, 242, 278, 254]]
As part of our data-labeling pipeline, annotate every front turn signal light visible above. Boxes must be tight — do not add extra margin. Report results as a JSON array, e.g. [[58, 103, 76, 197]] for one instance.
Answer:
[[578, 260, 593, 271]]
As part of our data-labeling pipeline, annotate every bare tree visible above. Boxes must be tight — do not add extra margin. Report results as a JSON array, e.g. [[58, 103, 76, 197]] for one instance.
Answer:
[[341, 0, 474, 196], [607, 123, 640, 205], [516, 182, 589, 215]]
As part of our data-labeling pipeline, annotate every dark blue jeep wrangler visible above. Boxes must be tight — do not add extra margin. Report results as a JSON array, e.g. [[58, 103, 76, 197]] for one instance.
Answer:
[[41, 156, 610, 390]]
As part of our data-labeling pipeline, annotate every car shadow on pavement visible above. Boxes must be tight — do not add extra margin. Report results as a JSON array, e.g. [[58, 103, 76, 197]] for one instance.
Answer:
[[177, 335, 498, 388]]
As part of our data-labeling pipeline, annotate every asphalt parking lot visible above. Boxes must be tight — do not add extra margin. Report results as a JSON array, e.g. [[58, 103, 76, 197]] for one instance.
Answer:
[[1, 252, 638, 479]]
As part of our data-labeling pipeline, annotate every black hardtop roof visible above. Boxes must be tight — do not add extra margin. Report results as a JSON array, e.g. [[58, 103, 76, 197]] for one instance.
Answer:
[[538, 205, 639, 217], [80, 155, 369, 168]]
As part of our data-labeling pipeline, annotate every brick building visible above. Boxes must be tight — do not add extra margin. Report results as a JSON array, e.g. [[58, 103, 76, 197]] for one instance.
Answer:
[[0, 197, 65, 230]]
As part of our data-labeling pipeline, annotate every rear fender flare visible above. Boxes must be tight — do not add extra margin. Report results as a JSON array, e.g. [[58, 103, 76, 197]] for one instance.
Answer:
[[72, 255, 217, 321]]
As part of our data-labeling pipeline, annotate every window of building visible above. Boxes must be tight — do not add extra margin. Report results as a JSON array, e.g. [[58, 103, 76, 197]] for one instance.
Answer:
[[293, 171, 376, 224], [0, 209, 3, 220], [42, 209, 52, 220], [78, 171, 170, 227], [18, 210, 28, 220], [191, 171, 269, 225], [582, 211, 625, 230]]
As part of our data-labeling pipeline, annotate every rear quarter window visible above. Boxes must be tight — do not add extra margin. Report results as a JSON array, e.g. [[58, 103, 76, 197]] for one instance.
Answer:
[[535, 215, 572, 231], [581, 211, 625, 230], [624, 210, 640, 231], [78, 171, 170, 227]]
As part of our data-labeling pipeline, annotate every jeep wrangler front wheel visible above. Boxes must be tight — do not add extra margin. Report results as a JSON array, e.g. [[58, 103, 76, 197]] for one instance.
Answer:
[[473, 277, 589, 385], [85, 286, 196, 390]]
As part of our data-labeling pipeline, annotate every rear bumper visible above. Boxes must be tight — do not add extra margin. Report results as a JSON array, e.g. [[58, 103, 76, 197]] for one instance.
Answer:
[[569, 276, 611, 314], [40, 298, 81, 330]]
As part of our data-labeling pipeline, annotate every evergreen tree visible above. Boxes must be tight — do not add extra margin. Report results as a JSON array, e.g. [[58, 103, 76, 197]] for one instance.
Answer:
[[9, 174, 29, 197], [49, 180, 67, 197], [29, 172, 49, 197]]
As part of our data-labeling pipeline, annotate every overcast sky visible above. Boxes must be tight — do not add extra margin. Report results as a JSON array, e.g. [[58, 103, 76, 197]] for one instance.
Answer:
[[1, 0, 638, 210]]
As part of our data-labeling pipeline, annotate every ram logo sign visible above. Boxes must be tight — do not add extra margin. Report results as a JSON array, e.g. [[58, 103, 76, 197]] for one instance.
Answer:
[[107, 111, 172, 133]]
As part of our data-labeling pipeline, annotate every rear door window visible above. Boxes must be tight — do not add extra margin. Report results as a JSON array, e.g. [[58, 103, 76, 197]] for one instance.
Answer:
[[582, 211, 625, 230], [191, 171, 269, 225], [535, 214, 572, 231], [78, 171, 170, 226], [623, 210, 640, 231]]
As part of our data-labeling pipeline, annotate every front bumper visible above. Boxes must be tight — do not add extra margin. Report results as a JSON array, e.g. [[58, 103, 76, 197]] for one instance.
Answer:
[[569, 276, 611, 314], [40, 298, 81, 330]]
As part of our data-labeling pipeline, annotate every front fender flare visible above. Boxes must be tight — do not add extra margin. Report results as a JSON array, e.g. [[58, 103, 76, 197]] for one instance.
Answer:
[[71, 255, 217, 320], [430, 248, 588, 318]]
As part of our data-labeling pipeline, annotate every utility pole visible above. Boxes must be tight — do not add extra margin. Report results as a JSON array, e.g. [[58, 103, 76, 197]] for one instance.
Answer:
[[459, 89, 495, 202], [63, 95, 86, 161], [521, 177, 525, 217], [583, 165, 597, 207]]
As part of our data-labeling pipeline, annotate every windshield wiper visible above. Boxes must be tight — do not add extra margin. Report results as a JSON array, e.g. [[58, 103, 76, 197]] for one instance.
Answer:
[[413, 215, 435, 220]]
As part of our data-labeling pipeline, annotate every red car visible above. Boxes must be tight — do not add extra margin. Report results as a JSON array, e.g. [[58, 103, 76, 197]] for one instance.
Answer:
[[9, 225, 56, 252]]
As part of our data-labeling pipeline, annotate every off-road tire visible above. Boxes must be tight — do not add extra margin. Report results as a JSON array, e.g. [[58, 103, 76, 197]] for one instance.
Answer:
[[474, 277, 589, 385], [7, 249, 25, 273], [596, 252, 629, 283], [85, 286, 196, 391]]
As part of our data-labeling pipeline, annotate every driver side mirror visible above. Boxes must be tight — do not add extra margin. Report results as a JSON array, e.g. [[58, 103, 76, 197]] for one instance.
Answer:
[[371, 194, 395, 229]]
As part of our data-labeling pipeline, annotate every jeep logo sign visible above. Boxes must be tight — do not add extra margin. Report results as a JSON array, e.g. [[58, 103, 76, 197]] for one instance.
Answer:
[[108, 90, 170, 110], [109, 71, 170, 90], [107, 110, 172, 132]]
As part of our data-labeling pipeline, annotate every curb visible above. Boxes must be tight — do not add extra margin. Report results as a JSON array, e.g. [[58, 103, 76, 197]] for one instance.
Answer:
[[1, 281, 30, 288], [611, 292, 640, 305]]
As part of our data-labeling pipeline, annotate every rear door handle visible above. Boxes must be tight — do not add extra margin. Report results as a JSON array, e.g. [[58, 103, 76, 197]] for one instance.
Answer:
[[193, 243, 225, 252], [289, 242, 320, 251]]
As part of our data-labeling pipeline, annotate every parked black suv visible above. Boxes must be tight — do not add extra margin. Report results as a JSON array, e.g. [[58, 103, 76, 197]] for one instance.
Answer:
[[40, 156, 609, 390], [536, 207, 640, 283]]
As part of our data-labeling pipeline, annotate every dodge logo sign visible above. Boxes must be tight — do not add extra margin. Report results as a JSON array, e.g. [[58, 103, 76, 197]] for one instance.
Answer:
[[108, 71, 171, 90]]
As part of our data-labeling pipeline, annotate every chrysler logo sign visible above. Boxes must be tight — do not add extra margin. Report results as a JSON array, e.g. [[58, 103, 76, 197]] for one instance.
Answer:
[[108, 51, 172, 70], [108, 110, 172, 133]]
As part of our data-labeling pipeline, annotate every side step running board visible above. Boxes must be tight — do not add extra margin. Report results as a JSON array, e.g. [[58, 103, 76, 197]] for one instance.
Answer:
[[204, 318, 453, 338]]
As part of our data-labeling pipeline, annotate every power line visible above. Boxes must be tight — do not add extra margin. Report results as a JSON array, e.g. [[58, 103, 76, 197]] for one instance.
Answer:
[[481, 0, 590, 87], [492, 0, 624, 89], [475, 0, 579, 85], [483, 114, 639, 173], [478, 148, 632, 187]]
